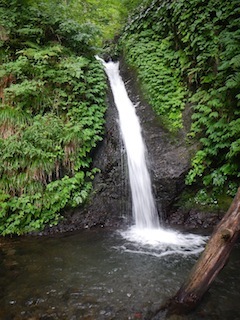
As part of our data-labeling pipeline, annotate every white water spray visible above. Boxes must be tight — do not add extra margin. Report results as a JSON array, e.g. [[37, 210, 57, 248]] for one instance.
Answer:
[[97, 57, 207, 256]]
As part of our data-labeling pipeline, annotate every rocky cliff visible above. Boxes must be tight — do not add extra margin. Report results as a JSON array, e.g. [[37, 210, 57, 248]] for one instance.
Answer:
[[41, 59, 220, 235]]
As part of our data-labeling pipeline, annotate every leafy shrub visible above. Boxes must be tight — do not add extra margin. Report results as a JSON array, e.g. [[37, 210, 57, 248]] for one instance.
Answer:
[[122, 0, 240, 198], [122, 32, 186, 130], [0, 1, 107, 235]]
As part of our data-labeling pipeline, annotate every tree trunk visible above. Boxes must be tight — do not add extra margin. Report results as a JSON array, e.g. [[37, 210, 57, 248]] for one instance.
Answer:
[[154, 187, 240, 317]]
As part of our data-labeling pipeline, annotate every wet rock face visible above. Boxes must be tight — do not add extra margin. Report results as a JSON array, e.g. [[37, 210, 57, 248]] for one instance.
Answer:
[[80, 58, 191, 229], [166, 209, 221, 230], [81, 59, 195, 229], [81, 83, 132, 229], [119, 59, 192, 219], [41, 58, 218, 235]]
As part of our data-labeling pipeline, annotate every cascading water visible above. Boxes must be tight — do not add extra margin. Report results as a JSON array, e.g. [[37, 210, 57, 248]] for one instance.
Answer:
[[97, 57, 206, 257], [99, 58, 159, 229]]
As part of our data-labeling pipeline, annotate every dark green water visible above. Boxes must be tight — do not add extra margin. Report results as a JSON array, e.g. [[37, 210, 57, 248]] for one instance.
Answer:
[[0, 229, 240, 320]]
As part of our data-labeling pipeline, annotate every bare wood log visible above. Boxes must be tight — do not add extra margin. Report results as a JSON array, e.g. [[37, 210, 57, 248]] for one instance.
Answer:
[[153, 187, 240, 318]]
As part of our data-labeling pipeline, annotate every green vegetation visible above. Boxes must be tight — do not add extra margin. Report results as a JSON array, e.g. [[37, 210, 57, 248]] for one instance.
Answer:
[[121, 0, 240, 206], [62, 0, 142, 43], [0, 0, 108, 235], [0, 0, 142, 235], [1, 0, 239, 234], [121, 31, 186, 130]]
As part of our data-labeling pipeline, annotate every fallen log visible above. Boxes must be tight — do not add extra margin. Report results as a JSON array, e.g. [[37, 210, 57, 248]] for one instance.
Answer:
[[153, 187, 240, 318]]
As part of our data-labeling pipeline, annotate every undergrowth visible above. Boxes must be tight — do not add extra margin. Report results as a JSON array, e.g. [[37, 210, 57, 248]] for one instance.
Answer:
[[121, 0, 240, 202], [0, 1, 107, 235]]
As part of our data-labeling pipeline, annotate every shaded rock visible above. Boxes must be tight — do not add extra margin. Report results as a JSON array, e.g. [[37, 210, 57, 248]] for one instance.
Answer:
[[84, 58, 193, 228], [166, 208, 222, 230], [80, 77, 132, 229], [119, 59, 193, 219]]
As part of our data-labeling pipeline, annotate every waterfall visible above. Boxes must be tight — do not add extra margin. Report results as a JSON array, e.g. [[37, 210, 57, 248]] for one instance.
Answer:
[[97, 57, 206, 257], [101, 60, 159, 229]]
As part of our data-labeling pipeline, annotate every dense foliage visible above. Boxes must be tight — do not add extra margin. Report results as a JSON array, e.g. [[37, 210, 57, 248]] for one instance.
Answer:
[[0, 0, 109, 235], [61, 0, 142, 43], [2, 0, 239, 234], [121, 0, 240, 205]]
